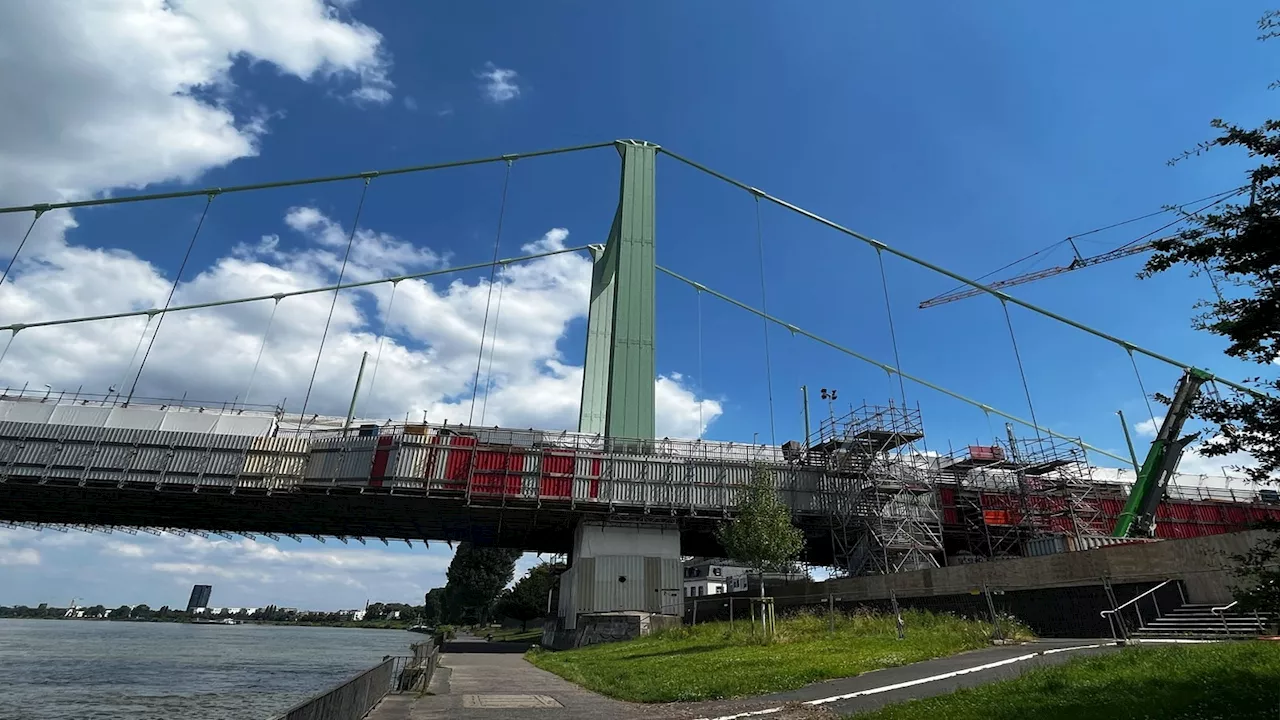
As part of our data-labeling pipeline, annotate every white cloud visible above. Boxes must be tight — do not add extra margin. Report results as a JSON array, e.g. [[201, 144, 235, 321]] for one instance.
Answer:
[[0, 3, 721, 608], [0, 0, 391, 227], [477, 62, 521, 103], [103, 541, 152, 558], [0, 547, 40, 566], [1134, 415, 1161, 438]]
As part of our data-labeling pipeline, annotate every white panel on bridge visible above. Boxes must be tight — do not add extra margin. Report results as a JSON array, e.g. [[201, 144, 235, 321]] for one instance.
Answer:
[[0, 402, 55, 424], [0, 401, 276, 437], [51, 406, 112, 426]]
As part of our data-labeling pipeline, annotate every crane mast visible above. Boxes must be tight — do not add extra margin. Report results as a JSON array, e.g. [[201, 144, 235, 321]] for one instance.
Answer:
[[1112, 368, 1210, 538]]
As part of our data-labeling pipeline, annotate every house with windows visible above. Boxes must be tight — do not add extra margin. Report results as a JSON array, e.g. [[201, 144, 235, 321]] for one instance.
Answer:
[[682, 558, 809, 597]]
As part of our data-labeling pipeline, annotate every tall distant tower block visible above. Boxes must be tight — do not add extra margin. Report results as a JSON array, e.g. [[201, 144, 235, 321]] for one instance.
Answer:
[[186, 584, 212, 613]]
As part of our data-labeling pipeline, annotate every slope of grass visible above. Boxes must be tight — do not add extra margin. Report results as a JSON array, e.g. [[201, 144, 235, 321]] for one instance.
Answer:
[[527, 609, 1029, 702], [847, 642, 1280, 720]]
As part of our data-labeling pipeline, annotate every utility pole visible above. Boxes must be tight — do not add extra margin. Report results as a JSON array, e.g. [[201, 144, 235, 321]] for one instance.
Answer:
[[801, 385, 812, 443], [343, 352, 369, 436]]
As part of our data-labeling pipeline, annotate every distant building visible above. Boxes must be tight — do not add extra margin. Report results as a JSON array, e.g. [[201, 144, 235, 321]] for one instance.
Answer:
[[186, 584, 213, 614], [683, 558, 808, 597]]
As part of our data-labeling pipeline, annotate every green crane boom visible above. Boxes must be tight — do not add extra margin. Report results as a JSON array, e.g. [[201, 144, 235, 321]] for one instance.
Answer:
[[1112, 368, 1211, 538]]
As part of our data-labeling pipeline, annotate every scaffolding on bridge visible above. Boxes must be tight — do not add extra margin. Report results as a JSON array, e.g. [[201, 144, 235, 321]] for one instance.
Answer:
[[805, 402, 944, 576], [937, 431, 1107, 559]]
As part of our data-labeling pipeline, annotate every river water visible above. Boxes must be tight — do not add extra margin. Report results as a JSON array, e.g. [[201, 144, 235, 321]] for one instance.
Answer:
[[0, 619, 418, 720]]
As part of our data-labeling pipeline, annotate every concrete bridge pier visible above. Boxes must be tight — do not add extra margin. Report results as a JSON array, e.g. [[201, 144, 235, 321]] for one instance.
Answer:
[[544, 520, 683, 648]]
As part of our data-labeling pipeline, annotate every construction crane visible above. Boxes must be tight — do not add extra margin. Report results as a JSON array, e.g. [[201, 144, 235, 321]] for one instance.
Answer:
[[1112, 368, 1210, 538], [919, 186, 1246, 309], [918, 239, 1161, 309]]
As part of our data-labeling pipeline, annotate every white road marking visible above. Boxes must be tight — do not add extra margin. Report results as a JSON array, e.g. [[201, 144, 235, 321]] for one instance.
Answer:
[[692, 643, 1114, 720]]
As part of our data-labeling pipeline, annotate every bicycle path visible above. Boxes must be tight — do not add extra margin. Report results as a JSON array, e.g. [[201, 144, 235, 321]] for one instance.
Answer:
[[366, 636, 1120, 720]]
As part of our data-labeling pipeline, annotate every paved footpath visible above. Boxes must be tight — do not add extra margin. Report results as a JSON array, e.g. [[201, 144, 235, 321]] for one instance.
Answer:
[[367, 636, 1119, 720]]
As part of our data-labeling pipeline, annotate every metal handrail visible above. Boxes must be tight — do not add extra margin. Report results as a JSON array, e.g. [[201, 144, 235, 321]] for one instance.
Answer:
[[1100, 579, 1175, 641], [1211, 600, 1238, 615], [1212, 600, 1240, 633]]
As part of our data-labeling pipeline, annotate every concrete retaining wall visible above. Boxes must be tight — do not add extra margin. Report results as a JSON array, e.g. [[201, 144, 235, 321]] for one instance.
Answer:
[[542, 611, 681, 650], [769, 529, 1267, 606]]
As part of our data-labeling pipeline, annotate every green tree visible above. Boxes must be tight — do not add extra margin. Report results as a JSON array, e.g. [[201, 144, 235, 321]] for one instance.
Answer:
[[112, 605, 133, 620], [443, 542, 521, 624], [84, 605, 106, 618], [716, 465, 805, 577], [496, 563, 561, 631], [422, 588, 445, 625], [131, 604, 153, 620], [365, 602, 387, 621], [1140, 11, 1280, 485]]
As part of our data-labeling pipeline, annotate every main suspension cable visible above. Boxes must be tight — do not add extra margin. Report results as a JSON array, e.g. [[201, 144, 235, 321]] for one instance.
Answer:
[[754, 195, 777, 446], [0, 143, 616, 217], [0, 245, 589, 336], [658, 148, 1261, 399], [655, 264, 1133, 465], [469, 160, 513, 426], [297, 178, 372, 433], [126, 193, 216, 404]]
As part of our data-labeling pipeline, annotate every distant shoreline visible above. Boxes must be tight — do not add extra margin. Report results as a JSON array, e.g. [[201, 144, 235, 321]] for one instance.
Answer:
[[0, 616, 416, 630]]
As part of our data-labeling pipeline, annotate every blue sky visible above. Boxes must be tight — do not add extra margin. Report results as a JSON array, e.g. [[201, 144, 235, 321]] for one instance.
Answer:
[[0, 0, 1275, 609]]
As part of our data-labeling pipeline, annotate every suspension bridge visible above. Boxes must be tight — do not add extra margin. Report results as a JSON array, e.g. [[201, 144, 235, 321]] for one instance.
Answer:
[[0, 139, 1276, 631]]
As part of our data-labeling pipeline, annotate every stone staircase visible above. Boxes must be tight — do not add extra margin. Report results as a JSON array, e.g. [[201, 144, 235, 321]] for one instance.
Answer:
[[1131, 603, 1271, 639]]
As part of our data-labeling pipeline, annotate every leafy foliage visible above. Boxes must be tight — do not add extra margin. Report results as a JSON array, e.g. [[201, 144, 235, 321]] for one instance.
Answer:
[[422, 587, 445, 625], [1228, 521, 1280, 622], [442, 542, 521, 624], [497, 562, 562, 630], [715, 464, 804, 574], [1140, 16, 1280, 485]]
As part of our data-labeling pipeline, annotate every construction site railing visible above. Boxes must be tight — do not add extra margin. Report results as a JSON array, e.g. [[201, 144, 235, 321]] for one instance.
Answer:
[[1100, 579, 1176, 642]]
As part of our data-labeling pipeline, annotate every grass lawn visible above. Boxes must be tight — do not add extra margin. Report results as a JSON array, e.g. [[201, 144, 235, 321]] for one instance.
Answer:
[[527, 610, 1028, 702], [847, 641, 1280, 719]]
